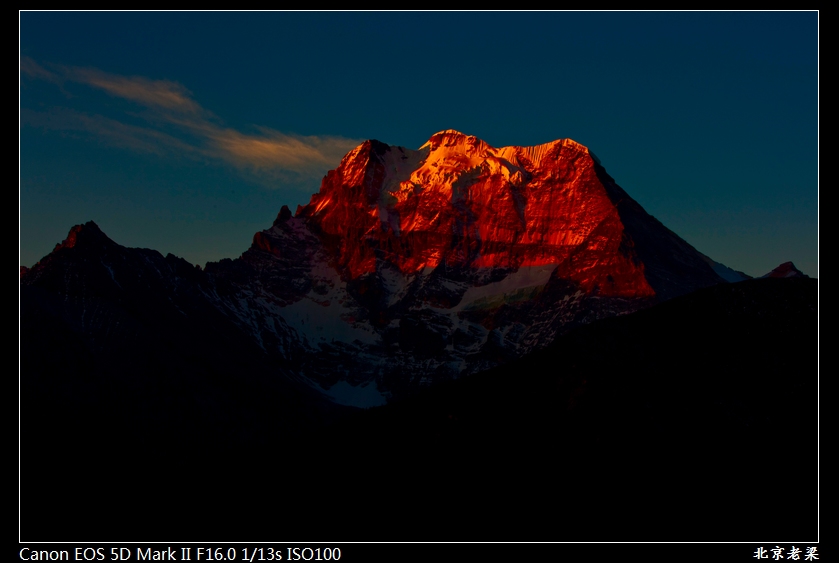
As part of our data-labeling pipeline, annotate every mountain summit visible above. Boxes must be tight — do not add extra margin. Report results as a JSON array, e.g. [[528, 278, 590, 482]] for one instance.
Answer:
[[762, 261, 809, 278], [293, 130, 720, 298], [201, 131, 729, 402], [296, 131, 654, 294]]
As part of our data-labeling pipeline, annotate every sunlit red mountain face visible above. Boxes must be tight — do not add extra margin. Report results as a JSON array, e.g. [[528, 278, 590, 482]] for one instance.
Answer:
[[281, 130, 729, 296], [296, 130, 654, 297], [23, 130, 738, 405]]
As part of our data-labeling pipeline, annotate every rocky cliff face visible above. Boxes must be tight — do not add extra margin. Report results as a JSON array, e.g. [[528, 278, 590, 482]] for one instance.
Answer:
[[297, 131, 654, 295]]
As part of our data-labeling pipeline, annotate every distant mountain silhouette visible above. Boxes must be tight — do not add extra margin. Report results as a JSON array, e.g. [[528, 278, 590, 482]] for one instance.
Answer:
[[762, 261, 810, 278]]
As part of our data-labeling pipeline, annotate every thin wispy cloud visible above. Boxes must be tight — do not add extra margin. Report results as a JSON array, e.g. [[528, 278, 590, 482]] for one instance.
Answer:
[[20, 57, 360, 183], [70, 68, 204, 115], [20, 57, 62, 84], [208, 127, 358, 171]]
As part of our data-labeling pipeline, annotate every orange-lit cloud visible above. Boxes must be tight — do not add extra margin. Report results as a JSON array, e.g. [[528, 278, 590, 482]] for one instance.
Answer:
[[69, 68, 203, 114], [207, 127, 358, 174], [20, 58, 360, 182]]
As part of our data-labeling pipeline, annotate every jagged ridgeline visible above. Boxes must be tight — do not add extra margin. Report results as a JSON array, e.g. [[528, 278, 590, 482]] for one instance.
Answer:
[[23, 130, 791, 407]]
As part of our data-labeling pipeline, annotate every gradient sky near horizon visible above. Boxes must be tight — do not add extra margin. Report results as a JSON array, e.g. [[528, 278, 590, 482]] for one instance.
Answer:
[[20, 11, 818, 278]]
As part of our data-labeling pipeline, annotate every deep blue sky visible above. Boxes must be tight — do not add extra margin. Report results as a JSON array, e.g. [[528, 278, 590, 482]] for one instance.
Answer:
[[20, 11, 818, 277]]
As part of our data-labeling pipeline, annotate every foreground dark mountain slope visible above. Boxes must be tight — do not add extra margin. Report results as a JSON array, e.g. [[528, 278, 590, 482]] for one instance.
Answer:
[[21, 276, 817, 541]]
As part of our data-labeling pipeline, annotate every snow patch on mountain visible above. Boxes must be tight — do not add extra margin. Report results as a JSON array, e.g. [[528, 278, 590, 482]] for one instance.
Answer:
[[280, 287, 381, 346], [454, 265, 558, 312]]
